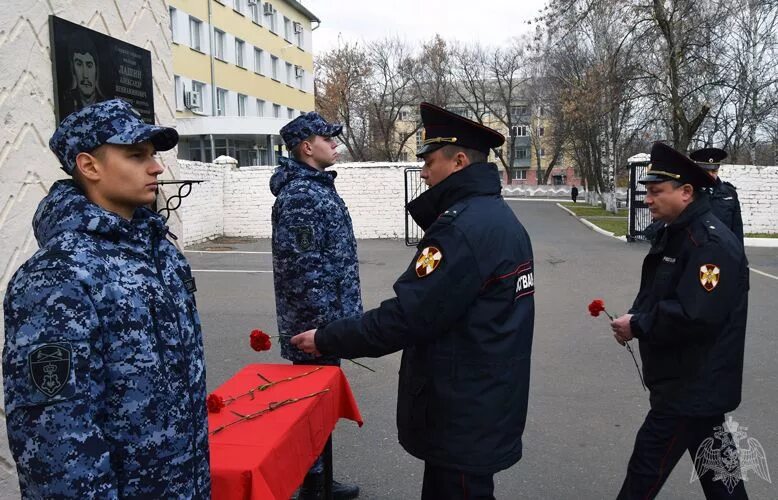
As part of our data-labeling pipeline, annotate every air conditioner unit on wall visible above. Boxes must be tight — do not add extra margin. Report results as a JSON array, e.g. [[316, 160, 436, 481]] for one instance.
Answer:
[[293, 22, 302, 33], [263, 3, 274, 15], [184, 90, 201, 109], [248, 0, 257, 5], [295, 66, 304, 78]]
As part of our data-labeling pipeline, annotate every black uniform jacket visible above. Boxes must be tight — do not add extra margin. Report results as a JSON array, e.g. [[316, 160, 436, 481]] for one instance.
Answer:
[[316, 162, 535, 474], [628, 197, 749, 416], [708, 178, 744, 241]]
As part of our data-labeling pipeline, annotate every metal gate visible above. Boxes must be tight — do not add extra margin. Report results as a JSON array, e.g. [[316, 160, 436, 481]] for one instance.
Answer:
[[627, 158, 652, 241], [404, 167, 428, 246]]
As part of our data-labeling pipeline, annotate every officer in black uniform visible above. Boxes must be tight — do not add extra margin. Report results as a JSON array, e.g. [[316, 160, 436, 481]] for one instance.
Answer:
[[611, 142, 749, 499], [690, 147, 744, 241], [292, 102, 535, 500]]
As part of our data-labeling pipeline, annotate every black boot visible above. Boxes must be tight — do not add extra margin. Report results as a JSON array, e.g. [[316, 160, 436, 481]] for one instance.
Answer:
[[332, 479, 360, 499], [297, 472, 324, 500]]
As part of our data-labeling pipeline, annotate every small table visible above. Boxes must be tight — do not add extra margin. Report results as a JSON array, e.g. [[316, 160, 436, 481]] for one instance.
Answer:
[[208, 364, 363, 499]]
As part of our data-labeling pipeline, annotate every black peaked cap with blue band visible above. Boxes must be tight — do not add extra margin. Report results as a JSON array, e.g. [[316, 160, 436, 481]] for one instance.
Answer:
[[690, 147, 728, 171], [639, 142, 715, 189], [416, 102, 505, 157]]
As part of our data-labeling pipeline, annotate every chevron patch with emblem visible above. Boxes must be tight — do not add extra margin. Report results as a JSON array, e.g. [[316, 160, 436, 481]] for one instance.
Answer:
[[699, 264, 720, 292], [415, 246, 442, 278]]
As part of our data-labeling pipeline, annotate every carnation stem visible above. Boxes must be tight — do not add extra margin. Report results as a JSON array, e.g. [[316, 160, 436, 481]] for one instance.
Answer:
[[347, 358, 376, 372], [624, 342, 647, 391], [211, 389, 330, 435]]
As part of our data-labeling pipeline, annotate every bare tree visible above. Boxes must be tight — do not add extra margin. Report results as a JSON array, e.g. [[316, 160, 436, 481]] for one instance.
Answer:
[[315, 42, 373, 161]]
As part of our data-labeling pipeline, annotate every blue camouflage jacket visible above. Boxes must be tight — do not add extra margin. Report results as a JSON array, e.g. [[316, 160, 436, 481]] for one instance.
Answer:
[[2, 181, 210, 499], [270, 157, 362, 363]]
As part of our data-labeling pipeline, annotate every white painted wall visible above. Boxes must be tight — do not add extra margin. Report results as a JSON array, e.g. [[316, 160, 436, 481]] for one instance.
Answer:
[[179, 161, 778, 247], [718, 164, 778, 234], [179, 161, 422, 245], [0, 1, 178, 491]]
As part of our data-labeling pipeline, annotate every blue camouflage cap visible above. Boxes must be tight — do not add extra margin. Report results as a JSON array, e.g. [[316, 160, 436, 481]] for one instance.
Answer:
[[280, 111, 342, 150], [49, 98, 179, 175]]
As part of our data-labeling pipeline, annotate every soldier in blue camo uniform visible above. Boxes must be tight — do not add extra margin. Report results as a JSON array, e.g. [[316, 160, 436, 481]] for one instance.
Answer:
[[2, 99, 210, 498], [270, 112, 361, 499]]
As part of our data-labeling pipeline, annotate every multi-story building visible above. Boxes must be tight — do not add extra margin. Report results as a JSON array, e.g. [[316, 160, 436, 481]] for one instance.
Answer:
[[169, 0, 318, 165], [397, 99, 579, 186]]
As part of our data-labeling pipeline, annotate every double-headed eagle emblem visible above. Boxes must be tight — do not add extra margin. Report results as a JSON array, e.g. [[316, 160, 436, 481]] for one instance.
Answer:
[[691, 416, 771, 493]]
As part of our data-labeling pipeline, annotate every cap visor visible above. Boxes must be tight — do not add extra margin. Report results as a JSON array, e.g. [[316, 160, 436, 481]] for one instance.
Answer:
[[324, 124, 343, 137], [105, 125, 179, 152], [416, 143, 444, 157], [638, 174, 672, 185]]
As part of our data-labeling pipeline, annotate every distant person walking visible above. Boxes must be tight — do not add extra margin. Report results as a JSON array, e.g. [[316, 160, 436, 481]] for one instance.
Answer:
[[571, 185, 579, 203]]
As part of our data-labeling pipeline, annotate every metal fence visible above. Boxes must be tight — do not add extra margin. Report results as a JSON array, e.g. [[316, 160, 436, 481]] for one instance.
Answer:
[[404, 167, 428, 246], [628, 162, 652, 241]]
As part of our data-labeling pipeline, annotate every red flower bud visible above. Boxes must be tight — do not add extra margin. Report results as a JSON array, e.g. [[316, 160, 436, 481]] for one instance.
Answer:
[[207, 393, 225, 413], [250, 329, 272, 352], [588, 299, 606, 317]]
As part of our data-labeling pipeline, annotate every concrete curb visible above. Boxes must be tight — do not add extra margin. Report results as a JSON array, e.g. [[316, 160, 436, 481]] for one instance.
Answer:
[[556, 203, 628, 242], [743, 238, 778, 248]]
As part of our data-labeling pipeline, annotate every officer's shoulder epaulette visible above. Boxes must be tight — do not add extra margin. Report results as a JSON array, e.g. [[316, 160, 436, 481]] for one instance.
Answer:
[[721, 180, 737, 190], [690, 216, 726, 246], [437, 203, 470, 224]]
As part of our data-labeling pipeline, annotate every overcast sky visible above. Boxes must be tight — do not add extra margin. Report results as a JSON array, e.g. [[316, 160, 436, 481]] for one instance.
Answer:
[[301, 0, 549, 53]]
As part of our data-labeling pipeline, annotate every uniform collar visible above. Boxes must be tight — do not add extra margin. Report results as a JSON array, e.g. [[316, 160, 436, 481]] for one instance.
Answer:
[[407, 162, 502, 231]]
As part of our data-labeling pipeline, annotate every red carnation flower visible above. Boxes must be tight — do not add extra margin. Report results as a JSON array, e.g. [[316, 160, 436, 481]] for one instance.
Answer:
[[588, 299, 606, 317], [250, 329, 272, 352], [207, 393, 225, 413]]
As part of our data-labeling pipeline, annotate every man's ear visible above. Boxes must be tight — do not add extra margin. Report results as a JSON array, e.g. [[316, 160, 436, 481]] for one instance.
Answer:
[[300, 140, 313, 158], [682, 183, 695, 201], [74, 151, 101, 182], [455, 151, 470, 170]]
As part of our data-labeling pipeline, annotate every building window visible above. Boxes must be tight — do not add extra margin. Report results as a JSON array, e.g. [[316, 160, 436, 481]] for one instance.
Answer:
[[511, 105, 527, 118], [511, 125, 529, 137], [254, 48, 264, 74], [233, 0, 243, 14], [235, 38, 245, 67], [217, 88, 227, 116], [287, 107, 294, 118], [238, 94, 247, 116], [511, 169, 528, 181], [169, 8, 177, 41], [294, 22, 303, 46], [257, 99, 265, 116], [285, 62, 293, 84], [191, 81, 204, 112], [214, 29, 226, 60], [273, 103, 281, 118], [416, 130, 423, 150], [295, 67, 304, 88], [284, 17, 292, 41], [189, 17, 202, 51], [516, 147, 529, 159], [271, 55, 279, 80], [266, 4, 277, 32], [538, 127, 545, 137], [249, 1, 260, 23], [540, 147, 546, 157]]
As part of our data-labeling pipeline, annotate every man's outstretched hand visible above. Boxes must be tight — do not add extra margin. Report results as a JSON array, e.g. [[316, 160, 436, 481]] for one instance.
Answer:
[[291, 329, 321, 356]]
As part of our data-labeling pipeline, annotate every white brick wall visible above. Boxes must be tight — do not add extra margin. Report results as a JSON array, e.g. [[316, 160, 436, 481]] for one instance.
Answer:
[[179, 161, 422, 245], [178, 161, 778, 246], [718, 165, 778, 234]]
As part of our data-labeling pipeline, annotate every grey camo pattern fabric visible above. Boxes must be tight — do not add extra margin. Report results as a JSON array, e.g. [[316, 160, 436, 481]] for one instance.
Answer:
[[49, 98, 178, 174], [279, 111, 343, 150], [2, 180, 210, 498], [270, 157, 363, 363]]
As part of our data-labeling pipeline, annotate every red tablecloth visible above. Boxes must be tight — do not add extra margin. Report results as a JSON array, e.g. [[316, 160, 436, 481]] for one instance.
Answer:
[[208, 364, 363, 500]]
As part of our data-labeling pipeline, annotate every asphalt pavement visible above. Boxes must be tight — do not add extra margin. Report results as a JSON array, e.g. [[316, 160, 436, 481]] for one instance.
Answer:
[[187, 200, 777, 500]]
